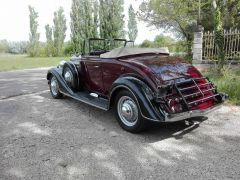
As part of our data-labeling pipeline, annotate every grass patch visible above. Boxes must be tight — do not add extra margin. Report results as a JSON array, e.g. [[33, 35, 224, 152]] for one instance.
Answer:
[[0, 54, 68, 71], [203, 67, 240, 105]]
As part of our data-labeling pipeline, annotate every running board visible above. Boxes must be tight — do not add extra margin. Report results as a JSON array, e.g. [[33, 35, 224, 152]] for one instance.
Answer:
[[60, 90, 109, 111]]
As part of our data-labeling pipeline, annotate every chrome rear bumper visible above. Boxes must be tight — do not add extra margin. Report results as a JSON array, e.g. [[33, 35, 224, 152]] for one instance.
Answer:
[[164, 92, 228, 122], [165, 103, 222, 122]]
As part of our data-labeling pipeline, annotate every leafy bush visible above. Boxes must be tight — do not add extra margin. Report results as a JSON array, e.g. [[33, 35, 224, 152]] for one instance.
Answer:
[[8, 41, 28, 54], [0, 40, 28, 54], [63, 42, 75, 56], [139, 40, 154, 48], [203, 66, 240, 105], [0, 40, 8, 53], [139, 35, 190, 59]]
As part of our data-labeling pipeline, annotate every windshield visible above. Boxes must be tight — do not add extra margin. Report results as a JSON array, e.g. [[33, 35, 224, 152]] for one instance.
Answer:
[[84, 38, 134, 55]]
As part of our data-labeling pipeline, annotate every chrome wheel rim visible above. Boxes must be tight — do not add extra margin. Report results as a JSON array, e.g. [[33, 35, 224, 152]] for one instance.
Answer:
[[50, 77, 59, 96], [117, 96, 138, 127], [64, 68, 73, 86]]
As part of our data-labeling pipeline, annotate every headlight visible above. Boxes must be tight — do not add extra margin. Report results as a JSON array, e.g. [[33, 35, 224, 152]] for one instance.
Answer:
[[58, 60, 66, 68]]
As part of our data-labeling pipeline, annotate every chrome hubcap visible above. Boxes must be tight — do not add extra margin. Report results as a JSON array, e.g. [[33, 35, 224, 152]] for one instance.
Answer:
[[64, 69, 73, 85], [117, 96, 138, 127], [50, 77, 59, 96]]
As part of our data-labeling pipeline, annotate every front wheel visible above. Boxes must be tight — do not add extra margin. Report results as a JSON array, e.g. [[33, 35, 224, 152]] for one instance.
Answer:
[[49, 76, 63, 99], [114, 90, 146, 133]]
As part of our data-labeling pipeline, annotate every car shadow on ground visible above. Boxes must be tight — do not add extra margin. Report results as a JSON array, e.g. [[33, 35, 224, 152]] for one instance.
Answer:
[[139, 116, 208, 142], [41, 92, 208, 143]]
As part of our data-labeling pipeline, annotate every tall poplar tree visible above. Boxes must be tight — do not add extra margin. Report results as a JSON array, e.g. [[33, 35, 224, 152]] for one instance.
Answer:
[[128, 5, 138, 41], [99, 0, 125, 39], [70, 0, 82, 53], [92, 0, 99, 38], [70, 0, 98, 53], [45, 24, 53, 57], [28, 6, 40, 57], [53, 7, 67, 57]]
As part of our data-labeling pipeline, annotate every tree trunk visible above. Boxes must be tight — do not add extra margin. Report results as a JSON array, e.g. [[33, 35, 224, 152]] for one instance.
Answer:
[[186, 34, 193, 59]]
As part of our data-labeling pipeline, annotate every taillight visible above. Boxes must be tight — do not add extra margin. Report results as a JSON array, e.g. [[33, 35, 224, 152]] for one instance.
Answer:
[[187, 66, 202, 78], [167, 98, 183, 113]]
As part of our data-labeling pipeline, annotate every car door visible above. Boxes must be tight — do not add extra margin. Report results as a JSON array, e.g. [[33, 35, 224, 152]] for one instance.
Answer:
[[84, 57, 104, 94], [102, 59, 129, 94]]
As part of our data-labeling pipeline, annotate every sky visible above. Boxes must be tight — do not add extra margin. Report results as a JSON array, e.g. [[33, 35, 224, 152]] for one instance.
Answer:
[[0, 0, 164, 44]]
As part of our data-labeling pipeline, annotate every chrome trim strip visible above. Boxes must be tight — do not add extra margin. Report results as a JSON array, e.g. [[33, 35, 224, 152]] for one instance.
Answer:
[[60, 91, 108, 111], [165, 103, 222, 122]]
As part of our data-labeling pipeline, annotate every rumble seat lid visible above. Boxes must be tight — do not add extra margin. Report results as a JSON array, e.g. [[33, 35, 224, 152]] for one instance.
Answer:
[[100, 47, 169, 59]]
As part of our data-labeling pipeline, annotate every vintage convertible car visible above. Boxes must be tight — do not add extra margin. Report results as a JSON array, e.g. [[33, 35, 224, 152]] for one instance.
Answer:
[[47, 38, 227, 133]]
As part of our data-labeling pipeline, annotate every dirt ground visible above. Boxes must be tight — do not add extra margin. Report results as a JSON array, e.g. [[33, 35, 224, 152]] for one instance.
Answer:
[[1, 69, 240, 180]]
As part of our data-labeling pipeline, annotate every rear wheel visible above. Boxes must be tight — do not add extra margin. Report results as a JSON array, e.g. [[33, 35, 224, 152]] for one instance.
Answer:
[[114, 90, 146, 133], [49, 76, 63, 99]]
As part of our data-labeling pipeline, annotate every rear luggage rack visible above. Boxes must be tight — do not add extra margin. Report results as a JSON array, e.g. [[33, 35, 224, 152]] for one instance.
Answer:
[[173, 77, 220, 110]]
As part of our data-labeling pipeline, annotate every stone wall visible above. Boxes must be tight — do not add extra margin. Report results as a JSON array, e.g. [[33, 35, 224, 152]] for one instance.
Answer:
[[192, 31, 203, 64]]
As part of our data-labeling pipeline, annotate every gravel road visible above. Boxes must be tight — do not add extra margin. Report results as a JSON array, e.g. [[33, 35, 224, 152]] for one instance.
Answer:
[[0, 69, 240, 180]]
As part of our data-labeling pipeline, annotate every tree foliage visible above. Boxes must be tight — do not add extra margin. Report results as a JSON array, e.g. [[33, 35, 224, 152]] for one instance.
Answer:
[[154, 35, 174, 48], [70, 0, 82, 53], [128, 5, 138, 41], [139, 0, 240, 37], [139, 0, 198, 38], [92, 0, 99, 38], [140, 35, 179, 52], [139, 0, 199, 56], [0, 40, 8, 53], [63, 41, 75, 56], [70, 0, 98, 54], [201, 0, 240, 31], [221, 0, 240, 29], [70, 0, 125, 53], [99, 0, 125, 39], [139, 40, 154, 48], [213, 1, 225, 70], [53, 7, 67, 57], [28, 6, 40, 57], [45, 24, 54, 57]]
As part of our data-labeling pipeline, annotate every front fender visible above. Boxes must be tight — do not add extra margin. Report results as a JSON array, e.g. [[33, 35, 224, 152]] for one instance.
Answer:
[[110, 76, 165, 122], [47, 67, 74, 95]]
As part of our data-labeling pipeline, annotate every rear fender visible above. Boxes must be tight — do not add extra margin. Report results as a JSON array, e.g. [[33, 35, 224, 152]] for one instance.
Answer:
[[110, 76, 165, 122]]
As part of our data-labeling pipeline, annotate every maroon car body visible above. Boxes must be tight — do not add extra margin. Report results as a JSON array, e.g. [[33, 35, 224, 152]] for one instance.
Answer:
[[47, 38, 227, 132]]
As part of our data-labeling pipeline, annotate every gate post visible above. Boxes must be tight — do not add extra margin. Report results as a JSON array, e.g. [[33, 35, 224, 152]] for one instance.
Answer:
[[192, 25, 204, 64]]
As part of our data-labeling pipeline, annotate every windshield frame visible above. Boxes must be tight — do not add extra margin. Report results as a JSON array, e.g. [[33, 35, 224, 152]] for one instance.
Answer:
[[83, 38, 134, 55]]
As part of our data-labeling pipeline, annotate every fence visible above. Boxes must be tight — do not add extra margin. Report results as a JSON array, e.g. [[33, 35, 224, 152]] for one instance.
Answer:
[[203, 29, 240, 61]]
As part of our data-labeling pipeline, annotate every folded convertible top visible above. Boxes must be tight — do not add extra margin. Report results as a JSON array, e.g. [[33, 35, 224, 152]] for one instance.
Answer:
[[100, 47, 169, 59]]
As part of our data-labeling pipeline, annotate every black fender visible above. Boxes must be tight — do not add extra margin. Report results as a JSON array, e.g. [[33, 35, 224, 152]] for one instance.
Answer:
[[47, 68, 74, 95], [109, 76, 165, 122]]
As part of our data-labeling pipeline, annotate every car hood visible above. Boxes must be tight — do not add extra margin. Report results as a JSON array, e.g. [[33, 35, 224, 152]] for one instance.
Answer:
[[122, 55, 202, 84]]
